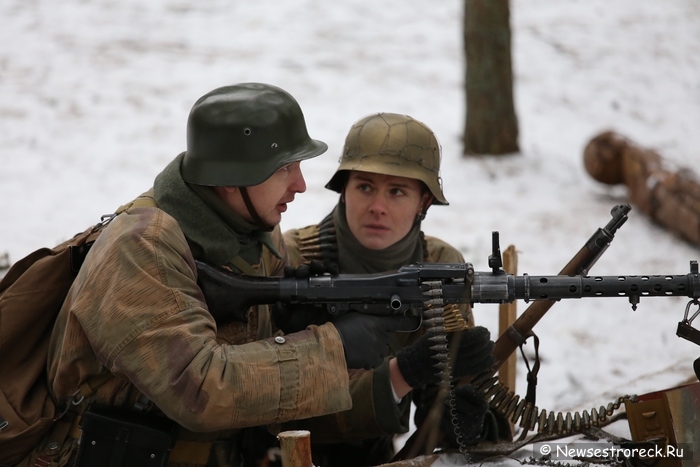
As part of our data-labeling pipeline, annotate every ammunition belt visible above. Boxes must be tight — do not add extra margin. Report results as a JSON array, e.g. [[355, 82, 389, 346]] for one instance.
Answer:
[[295, 214, 338, 264], [422, 281, 635, 458], [469, 372, 635, 437], [421, 280, 471, 454]]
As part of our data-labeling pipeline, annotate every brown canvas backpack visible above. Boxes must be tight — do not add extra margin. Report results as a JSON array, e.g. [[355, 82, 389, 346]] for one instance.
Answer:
[[0, 219, 108, 465], [0, 196, 156, 465]]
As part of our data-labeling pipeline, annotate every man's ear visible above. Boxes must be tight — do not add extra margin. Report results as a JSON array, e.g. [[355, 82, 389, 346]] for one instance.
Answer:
[[213, 185, 238, 201]]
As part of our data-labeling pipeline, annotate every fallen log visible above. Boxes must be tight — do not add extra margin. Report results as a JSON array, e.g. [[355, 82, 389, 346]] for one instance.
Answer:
[[584, 130, 700, 245]]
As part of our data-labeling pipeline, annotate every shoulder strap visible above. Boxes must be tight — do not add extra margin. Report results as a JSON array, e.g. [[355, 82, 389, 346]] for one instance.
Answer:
[[114, 192, 158, 215], [63, 194, 159, 276], [78, 373, 112, 400], [230, 256, 258, 276]]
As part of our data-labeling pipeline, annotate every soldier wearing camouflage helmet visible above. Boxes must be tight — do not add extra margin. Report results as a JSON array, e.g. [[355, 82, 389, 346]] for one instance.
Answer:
[[21, 87, 419, 467], [280, 113, 496, 466], [325, 111, 449, 206]]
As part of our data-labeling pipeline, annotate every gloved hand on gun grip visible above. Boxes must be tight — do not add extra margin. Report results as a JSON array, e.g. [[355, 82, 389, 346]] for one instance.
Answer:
[[440, 384, 490, 447], [332, 313, 420, 370], [395, 326, 495, 389], [271, 260, 339, 334]]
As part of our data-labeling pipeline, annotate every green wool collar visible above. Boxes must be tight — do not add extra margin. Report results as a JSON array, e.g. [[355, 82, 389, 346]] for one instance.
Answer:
[[153, 153, 280, 271]]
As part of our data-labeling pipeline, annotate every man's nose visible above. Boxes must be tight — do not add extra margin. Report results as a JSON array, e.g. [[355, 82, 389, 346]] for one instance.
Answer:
[[290, 167, 307, 193]]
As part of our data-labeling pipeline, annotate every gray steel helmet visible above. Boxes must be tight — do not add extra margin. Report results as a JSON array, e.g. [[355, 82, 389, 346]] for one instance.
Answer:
[[182, 83, 328, 187], [325, 112, 448, 205]]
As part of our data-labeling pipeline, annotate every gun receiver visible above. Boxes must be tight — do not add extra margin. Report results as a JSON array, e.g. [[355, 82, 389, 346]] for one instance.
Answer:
[[197, 259, 700, 317]]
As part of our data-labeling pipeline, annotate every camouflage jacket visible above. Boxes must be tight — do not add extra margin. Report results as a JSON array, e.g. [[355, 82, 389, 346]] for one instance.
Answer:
[[21, 194, 351, 466]]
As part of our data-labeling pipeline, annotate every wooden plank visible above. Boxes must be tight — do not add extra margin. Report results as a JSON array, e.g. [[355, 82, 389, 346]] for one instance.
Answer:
[[498, 245, 518, 432]]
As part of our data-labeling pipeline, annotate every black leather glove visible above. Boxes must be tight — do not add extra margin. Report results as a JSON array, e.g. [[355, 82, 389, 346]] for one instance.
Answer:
[[395, 326, 495, 388], [440, 384, 489, 447], [195, 260, 249, 324], [332, 313, 420, 370], [271, 261, 339, 334]]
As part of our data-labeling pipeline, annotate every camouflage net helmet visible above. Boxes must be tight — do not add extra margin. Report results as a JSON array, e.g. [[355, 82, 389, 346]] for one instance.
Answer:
[[325, 113, 448, 205], [182, 83, 328, 187]]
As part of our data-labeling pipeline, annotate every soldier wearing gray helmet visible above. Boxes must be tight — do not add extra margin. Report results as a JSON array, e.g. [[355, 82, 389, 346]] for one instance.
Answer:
[[19, 85, 419, 467], [280, 113, 496, 466]]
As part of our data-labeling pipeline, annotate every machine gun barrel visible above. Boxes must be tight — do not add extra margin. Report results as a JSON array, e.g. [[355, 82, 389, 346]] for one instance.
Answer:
[[474, 268, 700, 309], [197, 260, 700, 316]]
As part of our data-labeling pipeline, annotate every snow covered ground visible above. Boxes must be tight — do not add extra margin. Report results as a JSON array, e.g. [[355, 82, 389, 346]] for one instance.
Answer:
[[2, 0, 699, 464]]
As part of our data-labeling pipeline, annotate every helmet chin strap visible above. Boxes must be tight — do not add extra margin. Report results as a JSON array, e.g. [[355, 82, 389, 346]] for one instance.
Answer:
[[415, 194, 434, 223], [240, 187, 274, 232]]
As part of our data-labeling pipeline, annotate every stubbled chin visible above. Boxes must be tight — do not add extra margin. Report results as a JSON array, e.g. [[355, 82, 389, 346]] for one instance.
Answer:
[[265, 212, 282, 227]]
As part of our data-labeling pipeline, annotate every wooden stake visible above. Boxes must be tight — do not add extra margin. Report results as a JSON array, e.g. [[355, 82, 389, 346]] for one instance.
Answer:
[[277, 430, 313, 467], [498, 245, 517, 433]]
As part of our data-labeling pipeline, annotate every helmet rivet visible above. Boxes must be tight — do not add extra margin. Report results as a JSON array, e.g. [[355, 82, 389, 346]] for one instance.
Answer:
[[243, 128, 252, 136], [271, 143, 278, 149]]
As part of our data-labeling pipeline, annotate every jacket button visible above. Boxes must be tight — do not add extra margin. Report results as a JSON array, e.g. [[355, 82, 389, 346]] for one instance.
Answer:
[[274, 336, 286, 344]]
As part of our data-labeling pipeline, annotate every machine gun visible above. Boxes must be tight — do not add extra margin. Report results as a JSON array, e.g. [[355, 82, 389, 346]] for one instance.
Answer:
[[197, 248, 700, 318], [201, 204, 694, 319]]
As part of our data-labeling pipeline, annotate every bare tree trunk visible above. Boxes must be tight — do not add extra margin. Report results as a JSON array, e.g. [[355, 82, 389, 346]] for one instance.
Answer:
[[463, 0, 519, 155]]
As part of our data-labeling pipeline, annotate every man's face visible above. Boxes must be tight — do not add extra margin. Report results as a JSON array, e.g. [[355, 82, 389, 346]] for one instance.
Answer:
[[344, 171, 431, 250], [218, 161, 306, 227]]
